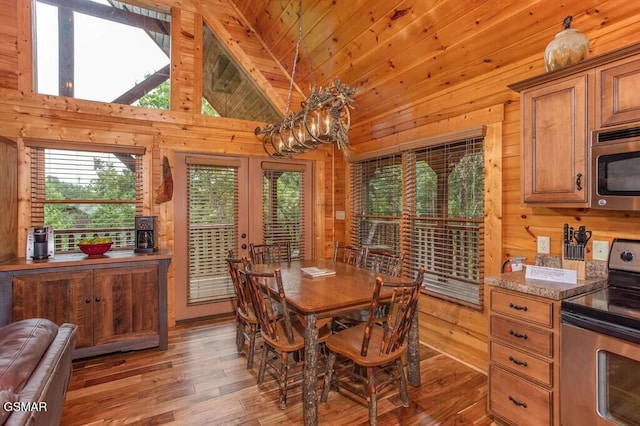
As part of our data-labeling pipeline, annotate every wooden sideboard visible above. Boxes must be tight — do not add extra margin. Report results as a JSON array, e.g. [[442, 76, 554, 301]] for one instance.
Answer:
[[0, 250, 171, 359]]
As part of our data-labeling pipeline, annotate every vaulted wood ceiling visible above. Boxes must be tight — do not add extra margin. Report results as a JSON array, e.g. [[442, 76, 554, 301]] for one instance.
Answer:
[[217, 0, 640, 146]]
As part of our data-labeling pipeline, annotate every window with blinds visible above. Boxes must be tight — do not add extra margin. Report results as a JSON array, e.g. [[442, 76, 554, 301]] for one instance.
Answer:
[[351, 137, 485, 308], [187, 161, 239, 304], [262, 164, 306, 259], [29, 143, 143, 253], [351, 155, 402, 258]]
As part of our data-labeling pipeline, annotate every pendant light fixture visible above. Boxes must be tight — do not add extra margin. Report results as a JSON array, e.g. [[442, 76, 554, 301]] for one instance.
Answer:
[[254, 0, 356, 159]]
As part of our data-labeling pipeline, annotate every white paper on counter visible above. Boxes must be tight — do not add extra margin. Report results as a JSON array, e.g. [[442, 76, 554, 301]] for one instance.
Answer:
[[525, 265, 577, 284]]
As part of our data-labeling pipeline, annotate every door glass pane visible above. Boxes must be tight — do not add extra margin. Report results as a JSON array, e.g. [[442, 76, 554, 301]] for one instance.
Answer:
[[187, 164, 238, 303], [598, 350, 640, 425], [263, 169, 304, 259]]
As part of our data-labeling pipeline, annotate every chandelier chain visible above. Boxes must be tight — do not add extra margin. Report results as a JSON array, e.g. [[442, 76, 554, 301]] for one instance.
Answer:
[[253, 0, 356, 160]]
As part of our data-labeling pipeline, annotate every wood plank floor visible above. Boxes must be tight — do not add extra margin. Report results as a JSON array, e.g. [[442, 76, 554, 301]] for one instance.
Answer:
[[61, 316, 493, 425]]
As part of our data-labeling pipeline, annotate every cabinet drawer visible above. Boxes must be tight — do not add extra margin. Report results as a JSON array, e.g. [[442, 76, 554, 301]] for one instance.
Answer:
[[491, 289, 553, 327], [490, 340, 553, 387], [490, 365, 552, 426], [490, 315, 553, 358]]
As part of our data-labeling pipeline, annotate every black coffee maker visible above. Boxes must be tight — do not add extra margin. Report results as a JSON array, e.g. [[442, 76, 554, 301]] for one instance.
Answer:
[[33, 227, 49, 260], [134, 216, 157, 253], [27, 226, 53, 260]]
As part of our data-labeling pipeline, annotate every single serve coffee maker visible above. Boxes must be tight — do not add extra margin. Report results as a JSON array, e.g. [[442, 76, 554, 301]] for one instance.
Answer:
[[134, 216, 157, 253], [26, 226, 55, 260]]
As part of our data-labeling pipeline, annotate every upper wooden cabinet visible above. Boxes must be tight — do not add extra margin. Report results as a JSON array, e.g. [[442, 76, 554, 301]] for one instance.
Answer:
[[597, 57, 640, 128], [520, 73, 592, 206], [510, 42, 640, 207]]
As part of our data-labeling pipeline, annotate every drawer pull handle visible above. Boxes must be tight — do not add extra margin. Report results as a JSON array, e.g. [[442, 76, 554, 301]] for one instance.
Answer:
[[509, 356, 528, 367], [509, 395, 528, 408], [509, 330, 528, 339], [509, 303, 528, 312]]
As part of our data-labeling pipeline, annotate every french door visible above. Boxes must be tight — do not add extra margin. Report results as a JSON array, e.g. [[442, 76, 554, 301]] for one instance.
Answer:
[[173, 153, 312, 320]]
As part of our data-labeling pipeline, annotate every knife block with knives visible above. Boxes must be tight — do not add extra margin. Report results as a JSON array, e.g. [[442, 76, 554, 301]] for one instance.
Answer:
[[562, 223, 591, 280]]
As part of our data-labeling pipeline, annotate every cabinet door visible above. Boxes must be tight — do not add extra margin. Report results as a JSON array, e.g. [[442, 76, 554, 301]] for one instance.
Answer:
[[598, 57, 640, 127], [522, 74, 590, 205], [12, 270, 94, 348], [92, 264, 158, 346]]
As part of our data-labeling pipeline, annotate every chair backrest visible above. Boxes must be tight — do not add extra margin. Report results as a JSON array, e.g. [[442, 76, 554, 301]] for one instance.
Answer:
[[361, 267, 425, 357], [225, 250, 252, 316], [333, 242, 367, 267], [242, 265, 296, 344], [365, 249, 404, 277], [249, 241, 292, 264]]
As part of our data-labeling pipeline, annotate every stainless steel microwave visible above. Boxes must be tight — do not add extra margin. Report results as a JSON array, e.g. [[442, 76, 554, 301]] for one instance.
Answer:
[[591, 126, 640, 210]]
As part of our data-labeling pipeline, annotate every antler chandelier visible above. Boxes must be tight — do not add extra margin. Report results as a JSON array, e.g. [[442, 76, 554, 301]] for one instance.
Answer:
[[254, 1, 356, 159]]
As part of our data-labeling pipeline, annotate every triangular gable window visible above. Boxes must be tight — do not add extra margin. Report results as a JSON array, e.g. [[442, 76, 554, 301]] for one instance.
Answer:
[[202, 23, 281, 121]]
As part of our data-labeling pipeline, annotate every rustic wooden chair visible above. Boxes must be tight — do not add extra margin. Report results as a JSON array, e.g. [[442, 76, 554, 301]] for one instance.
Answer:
[[365, 249, 404, 277], [333, 242, 368, 267], [249, 241, 292, 264], [241, 262, 331, 409], [334, 249, 406, 330], [321, 267, 425, 426], [226, 250, 259, 369], [332, 242, 369, 331]]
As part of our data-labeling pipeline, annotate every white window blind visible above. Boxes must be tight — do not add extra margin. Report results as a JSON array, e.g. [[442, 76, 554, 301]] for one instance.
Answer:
[[262, 165, 305, 259], [406, 139, 484, 307], [29, 144, 143, 253], [351, 155, 402, 257], [351, 136, 485, 308], [187, 161, 239, 304]]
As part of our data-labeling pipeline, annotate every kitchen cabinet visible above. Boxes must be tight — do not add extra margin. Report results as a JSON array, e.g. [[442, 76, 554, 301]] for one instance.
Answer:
[[509, 42, 640, 207], [488, 287, 560, 426], [519, 73, 592, 206], [0, 251, 171, 359], [597, 56, 640, 127]]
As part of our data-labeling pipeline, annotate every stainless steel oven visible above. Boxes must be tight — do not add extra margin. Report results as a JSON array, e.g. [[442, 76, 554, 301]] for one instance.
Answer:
[[591, 126, 640, 210], [561, 239, 640, 425]]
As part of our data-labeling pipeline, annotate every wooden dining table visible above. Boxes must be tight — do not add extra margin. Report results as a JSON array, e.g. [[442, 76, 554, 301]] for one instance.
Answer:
[[252, 258, 421, 426]]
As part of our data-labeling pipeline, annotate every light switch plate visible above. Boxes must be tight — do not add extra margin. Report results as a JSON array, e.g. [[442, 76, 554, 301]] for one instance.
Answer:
[[537, 236, 550, 254], [593, 240, 609, 261]]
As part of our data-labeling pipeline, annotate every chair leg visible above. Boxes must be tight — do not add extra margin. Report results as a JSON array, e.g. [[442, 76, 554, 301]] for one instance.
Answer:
[[395, 358, 409, 407], [235, 318, 245, 353], [258, 344, 268, 384], [246, 325, 256, 370], [367, 367, 377, 426], [279, 352, 289, 409], [321, 351, 337, 402]]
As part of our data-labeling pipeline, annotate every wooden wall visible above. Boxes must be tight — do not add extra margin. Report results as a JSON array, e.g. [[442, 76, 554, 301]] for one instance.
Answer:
[[1, 0, 640, 375], [0, 137, 17, 263]]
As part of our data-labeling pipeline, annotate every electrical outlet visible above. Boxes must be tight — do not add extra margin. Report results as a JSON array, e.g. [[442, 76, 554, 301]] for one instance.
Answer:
[[537, 236, 550, 254], [593, 240, 609, 261]]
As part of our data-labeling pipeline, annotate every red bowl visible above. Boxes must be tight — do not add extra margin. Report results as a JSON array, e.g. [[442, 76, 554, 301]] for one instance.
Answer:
[[78, 242, 112, 256]]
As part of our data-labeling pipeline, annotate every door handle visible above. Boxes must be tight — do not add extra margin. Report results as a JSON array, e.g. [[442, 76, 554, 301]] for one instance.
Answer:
[[576, 173, 583, 191], [241, 244, 247, 249]]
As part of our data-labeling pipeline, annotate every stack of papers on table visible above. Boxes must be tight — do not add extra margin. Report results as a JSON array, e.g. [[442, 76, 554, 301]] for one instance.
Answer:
[[301, 267, 336, 277]]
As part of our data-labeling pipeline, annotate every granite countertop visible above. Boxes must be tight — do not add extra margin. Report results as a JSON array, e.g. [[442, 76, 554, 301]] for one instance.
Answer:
[[485, 269, 608, 300]]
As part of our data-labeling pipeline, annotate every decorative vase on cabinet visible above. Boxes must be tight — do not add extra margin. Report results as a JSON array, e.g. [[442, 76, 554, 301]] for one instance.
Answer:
[[544, 16, 589, 72]]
